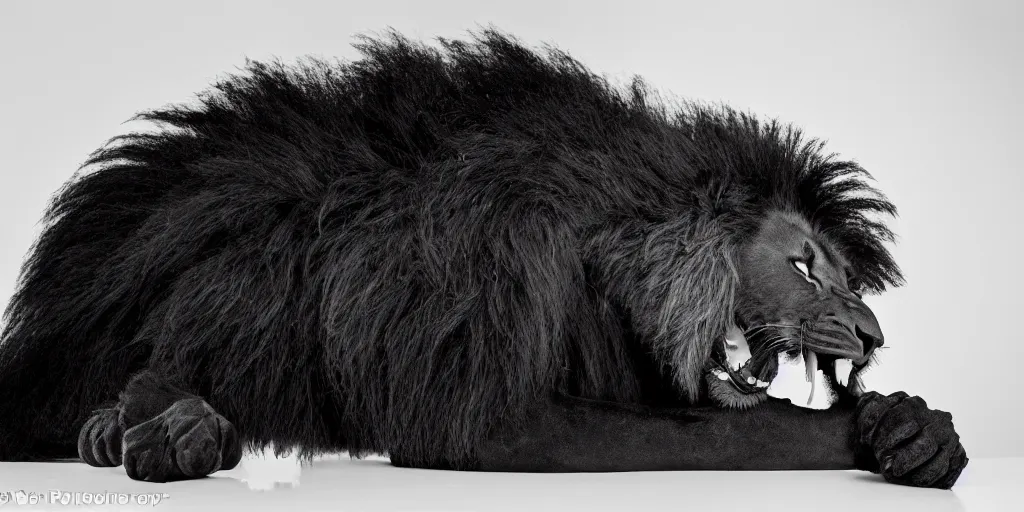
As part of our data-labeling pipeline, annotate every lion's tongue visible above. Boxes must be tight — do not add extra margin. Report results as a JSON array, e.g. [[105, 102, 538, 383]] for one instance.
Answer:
[[766, 349, 828, 410]]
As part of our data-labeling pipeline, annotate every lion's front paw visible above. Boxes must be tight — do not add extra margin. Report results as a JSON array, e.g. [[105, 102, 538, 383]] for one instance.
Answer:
[[78, 408, 124, 467], [855, 391, 968, 489], [122, 398, 242, 482]]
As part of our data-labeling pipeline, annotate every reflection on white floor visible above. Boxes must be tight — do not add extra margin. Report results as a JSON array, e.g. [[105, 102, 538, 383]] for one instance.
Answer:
[[0, 453, 1014, 511]]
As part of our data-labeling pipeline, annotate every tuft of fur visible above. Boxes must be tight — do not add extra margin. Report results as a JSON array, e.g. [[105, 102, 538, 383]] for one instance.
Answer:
[[0, 29, 902, 467]]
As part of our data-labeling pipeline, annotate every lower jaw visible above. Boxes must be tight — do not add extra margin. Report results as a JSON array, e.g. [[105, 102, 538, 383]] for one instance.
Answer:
[[704, 362, 860, 410], [705, 371, 769, 409]]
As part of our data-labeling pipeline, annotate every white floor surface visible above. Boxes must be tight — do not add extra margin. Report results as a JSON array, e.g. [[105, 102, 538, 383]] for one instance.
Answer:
[[0, 453, 1015, 511]]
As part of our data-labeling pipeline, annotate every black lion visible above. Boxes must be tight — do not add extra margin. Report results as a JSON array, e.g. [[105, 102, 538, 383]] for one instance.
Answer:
[[0, 29, 966, 487]]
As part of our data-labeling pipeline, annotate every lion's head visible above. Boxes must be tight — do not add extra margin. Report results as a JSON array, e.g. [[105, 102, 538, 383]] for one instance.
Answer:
[[706, 210, 889, 409], [638, 109, 908, 411], [583, 107, 905, 411]]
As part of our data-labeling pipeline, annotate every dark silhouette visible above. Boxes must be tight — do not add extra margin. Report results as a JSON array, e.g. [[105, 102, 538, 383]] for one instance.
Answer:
[[0, 29, 966, 487]]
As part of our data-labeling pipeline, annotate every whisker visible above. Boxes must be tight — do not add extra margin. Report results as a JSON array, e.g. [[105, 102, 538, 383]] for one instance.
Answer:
[[756, 339, 792, 356], [742, 323, 801, 338], [746, 323, 799, 331], [752, 335, 786, 350], [750, 332, 795, 354], [743, 325, 777, 336], [748, 335, 795, 363], [760, 323, 800, 329]]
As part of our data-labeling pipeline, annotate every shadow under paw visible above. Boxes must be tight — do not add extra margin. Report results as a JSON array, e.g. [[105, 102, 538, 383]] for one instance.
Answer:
[[122, 398, 242, 482]]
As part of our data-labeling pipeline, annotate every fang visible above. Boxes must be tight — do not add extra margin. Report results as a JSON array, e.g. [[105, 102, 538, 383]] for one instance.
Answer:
[[834, 358, 853, 387]]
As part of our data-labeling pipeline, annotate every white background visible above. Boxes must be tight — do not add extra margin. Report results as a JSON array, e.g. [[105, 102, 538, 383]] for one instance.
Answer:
[[1, 0, 1021, 464]]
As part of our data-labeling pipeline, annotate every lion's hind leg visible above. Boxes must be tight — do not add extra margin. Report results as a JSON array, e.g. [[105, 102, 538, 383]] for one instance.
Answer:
[[78, 371, 242, 482]]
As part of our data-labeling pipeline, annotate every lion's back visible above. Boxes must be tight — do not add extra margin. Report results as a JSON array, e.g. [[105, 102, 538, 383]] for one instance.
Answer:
[[47, 30, 681, 462]]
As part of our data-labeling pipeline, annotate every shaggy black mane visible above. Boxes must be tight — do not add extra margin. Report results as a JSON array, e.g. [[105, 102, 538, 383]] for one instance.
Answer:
[[0, 29, 902, 467]]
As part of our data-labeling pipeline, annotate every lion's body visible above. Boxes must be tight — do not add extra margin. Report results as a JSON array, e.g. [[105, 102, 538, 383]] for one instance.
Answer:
[[0, 31, 904, 470]]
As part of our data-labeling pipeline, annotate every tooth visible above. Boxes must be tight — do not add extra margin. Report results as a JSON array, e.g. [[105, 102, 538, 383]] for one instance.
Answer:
[[717, 371, 730, 381], [805, 349, 818, 406], [768, 351, 817, 406], [755, 380, 769, 388], [834, 359, 853, 387], [746, 376, 756, 385]]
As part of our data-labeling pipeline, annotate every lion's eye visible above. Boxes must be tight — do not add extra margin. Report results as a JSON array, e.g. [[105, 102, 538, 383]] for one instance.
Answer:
[[793, 260, 810, 277], [848, 277, 863, 297]]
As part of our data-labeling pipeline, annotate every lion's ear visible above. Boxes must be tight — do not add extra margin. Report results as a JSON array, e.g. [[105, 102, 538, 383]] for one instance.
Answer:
[[586, 218, 738, 403]]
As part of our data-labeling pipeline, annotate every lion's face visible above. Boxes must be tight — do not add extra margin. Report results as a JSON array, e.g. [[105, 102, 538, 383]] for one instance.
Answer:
[[706, 210, 885, 409]]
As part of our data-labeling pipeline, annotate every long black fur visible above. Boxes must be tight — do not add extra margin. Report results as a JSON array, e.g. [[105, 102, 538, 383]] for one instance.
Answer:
[[0, 29, 902, 468]]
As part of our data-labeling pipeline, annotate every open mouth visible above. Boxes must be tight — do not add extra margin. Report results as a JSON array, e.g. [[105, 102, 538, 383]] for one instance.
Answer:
[[705, 318, 868, 409]]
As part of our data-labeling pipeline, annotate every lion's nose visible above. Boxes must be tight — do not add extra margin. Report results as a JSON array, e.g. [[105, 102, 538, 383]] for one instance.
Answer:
[[830, 290, 883, 363], [856, 324, 883, 354], [850, 299, 883, 356]]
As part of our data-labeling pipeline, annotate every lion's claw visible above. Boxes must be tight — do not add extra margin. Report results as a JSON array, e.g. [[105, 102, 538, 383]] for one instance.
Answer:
[[122, 398, 241, 482], [78, 408, 124, 467], [855, 391, 968, 489]]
